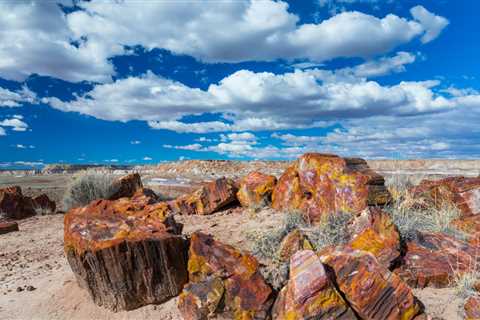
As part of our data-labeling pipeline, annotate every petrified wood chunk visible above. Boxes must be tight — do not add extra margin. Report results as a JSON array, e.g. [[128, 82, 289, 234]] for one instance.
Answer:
[[277, 229, 313, 262], [0, 221, 19, 235], [32, 194, 56, 214], [64, 201, 188, 311], [394, 232, 480, 288], [172, 178, 238, 215], [177, 276, 225, 320], [108, 173, 143, 200], [272, 250, 356, 320], [179, 232, 272, 319], [0, 186, 36, 219], [236, 171, 277, 208], [465, 296, 480, 320], [272, 153, 391, 224], [410, 176, 480, 216], [321, 249, 421, 320], [349, 208, 401, 268]]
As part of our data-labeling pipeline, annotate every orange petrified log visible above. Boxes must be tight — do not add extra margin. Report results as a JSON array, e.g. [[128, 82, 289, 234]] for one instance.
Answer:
[[236, 171, 277, 208], [272, 153, 390, 224], [64, 198, 187, 311]]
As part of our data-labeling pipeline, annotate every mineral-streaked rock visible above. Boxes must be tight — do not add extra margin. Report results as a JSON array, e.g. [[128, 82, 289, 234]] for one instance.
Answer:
[[349, 208, 400, 268], [411, 176, 480, 216], [64, 199, 187, 311], [394, 232, 480, 288], [177, 276, 225, 320], [277, 229, 313, 262], [272, 250, 356, 320], [321, 248, 421, 320], [108, 173, 143, 200], [465, 296, 480, 320], [182, 232, 272, 319], [0, 186, 36, 219], [0, 221, 19, 235], [236, 171, 277, 208], [32, 194, 56, 214], [172, 178, 238, 215], [272, 153, 391, 224]]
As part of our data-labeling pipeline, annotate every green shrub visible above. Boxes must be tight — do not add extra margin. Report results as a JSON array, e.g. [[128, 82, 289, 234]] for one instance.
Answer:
[[307, 212, 352, 250], [62, 171, 118, 211]]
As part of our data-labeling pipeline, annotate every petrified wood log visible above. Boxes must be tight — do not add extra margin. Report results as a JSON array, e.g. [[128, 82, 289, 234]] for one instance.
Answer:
[[0, 186, 36, 220], [236, 171, 277, 208], [0, 221, 19, 235], [321, 249, 421, 320], [64, 200, 188, 311], [32, 194, 56, 214], [272, 250, 356, 320], [272, 153, 391, 224], [108, 173, 143, 200], [172, 177, 238, 215]]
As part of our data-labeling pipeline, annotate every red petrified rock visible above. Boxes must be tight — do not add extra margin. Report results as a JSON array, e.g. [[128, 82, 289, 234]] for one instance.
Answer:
[[395, 232, 480, 288], [321, 249, 421, 320], [348, 208, 401, 268], [277, 229, 313, 262], [0, 186, 36, 219], [64, 199, 187, 311], [236, 172, 277, 208], [177, 276, 225, 320], [108, 173, 143, 200], [172, 178, 238, 215], [179, 232, 272, 319], [32, 194, 56, 214], [0, 221, 19, 235], [272, 153, 391, 224], [411, 176, 480, 216], [272, 250, 356, 320], [465, 296, 480, 320]]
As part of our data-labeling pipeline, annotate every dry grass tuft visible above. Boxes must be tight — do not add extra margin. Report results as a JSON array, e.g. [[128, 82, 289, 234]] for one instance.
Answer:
[[62, 170, 118, 211]]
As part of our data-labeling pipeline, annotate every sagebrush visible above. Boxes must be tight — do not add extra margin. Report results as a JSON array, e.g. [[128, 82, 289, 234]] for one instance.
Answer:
[[63, 171, 118, 210]]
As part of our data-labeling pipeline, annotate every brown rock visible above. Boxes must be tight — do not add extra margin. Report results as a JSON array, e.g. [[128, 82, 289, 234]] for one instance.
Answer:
[[64, 199, 187, 311], [411, 176, 480, 216], [321, 249, 421, 320], [465, 296, 480, 320], [272, 153, 390, 224], [183, 232, 272, 319], [349, 208, 401, 268], [32, 194, 56, 214], [394, 232, 479, 288], [277, 229, 313, 262], [272, 250, 356, 320], [172, 178, 238, 215], [0, 186, 36, 219], [0, 221, 19, 235], [177, 276, 224, 320], [236, 172, 276, 208], [108, 173, 143, 200]]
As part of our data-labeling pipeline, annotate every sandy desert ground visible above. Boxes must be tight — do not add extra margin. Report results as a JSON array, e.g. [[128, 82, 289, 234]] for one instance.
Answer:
[[1, 160, 479, 320]]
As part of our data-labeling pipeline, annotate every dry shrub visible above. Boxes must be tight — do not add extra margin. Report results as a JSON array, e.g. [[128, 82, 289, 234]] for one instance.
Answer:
[[63, 170, 118, 211]]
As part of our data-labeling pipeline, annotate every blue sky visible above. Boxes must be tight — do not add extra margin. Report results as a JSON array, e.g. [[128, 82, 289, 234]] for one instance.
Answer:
[[0, 0, 479, 168]]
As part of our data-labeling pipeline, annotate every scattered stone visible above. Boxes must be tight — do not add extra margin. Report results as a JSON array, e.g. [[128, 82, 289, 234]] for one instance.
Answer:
[[64, 200, 188, 311], [177, 276, 224, 320], [277, 229, 313, 262], [236, 171, 277, 208], [272, 250, 356, 320], [16, 287, 23, 292], [0, 186, 36, 219], [32, 194, 56, 214], [179, 232, 272, 319], [272, 153, 391, 224], [26, 285, 36, 291], [0, 221, 19, 235], [321, 248, 421, 320], [172, 178, 238, 215], [348, 207, 401, 268], [108, 173, 143, 200], [465, 296, 480, 320], [395, 232, 480, 288], [410, 176, 480, 216]]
